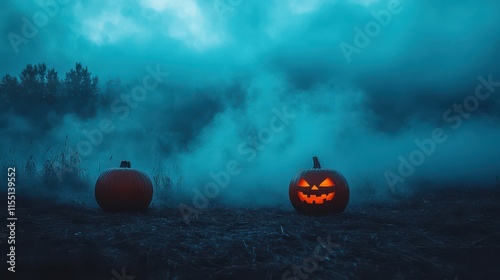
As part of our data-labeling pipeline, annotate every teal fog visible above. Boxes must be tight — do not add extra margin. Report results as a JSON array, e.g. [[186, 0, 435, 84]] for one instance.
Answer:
[[1, 0, 499, 207]]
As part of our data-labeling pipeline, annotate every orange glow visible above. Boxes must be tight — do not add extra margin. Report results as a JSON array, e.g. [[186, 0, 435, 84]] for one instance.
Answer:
[[319, 177, 335, 187], [297, 178, 310, 187], [297, 191, 335, 204]]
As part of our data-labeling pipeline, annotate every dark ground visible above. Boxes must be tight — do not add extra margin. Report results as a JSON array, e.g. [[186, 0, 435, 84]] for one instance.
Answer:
[[4, 187, 500, 280]]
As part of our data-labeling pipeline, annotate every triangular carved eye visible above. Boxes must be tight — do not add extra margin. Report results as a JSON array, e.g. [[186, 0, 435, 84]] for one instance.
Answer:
[[297, 178, 310, 187], [319, 178, 335, 187]]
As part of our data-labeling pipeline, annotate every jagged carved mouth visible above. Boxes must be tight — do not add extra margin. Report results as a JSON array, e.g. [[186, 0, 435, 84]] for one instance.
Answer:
[[297, 191, 335, 204]]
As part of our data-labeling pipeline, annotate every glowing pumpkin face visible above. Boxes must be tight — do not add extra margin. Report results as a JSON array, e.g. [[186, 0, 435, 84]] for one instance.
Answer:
[[296, 177, 336, 204], [289, 157, 350, 215]]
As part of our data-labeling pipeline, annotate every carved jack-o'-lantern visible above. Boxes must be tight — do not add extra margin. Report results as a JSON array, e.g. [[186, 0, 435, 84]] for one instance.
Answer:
[[289, 157, 349, 215]]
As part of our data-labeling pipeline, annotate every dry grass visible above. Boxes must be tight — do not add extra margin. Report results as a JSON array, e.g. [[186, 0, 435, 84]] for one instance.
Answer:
[[9, 187, 500, 280], [1, 138, 90, 192]]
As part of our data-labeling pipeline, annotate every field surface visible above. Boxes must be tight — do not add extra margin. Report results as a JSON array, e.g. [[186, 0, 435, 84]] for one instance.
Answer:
[[6, 188, 500, 280]]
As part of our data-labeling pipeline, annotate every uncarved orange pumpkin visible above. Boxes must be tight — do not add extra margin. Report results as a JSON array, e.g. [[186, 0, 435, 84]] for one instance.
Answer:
[[95, 161, 153, 212], [289, 156, 350, 215]]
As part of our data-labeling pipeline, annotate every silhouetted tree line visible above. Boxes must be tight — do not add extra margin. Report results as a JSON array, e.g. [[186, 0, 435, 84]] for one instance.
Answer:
[[0, 63, 120, 126]]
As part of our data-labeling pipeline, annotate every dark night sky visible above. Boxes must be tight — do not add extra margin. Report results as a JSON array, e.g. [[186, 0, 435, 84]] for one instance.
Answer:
[[1, 0, 500, 206]]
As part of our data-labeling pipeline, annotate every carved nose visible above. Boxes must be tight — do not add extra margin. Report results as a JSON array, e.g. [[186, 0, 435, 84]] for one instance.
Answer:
[[311, 185, 319, 190]]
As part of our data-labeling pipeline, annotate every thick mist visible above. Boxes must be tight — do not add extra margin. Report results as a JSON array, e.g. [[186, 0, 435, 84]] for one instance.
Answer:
[[1, 0, 499, 209]]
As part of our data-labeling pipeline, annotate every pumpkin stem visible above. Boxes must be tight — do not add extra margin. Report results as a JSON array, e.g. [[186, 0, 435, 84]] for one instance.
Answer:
[[313, 156, 321, 169], [120, 161, 131, 168]]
